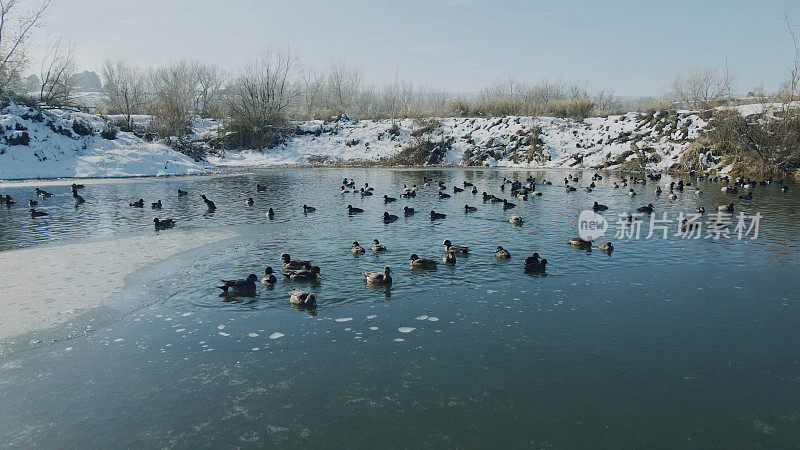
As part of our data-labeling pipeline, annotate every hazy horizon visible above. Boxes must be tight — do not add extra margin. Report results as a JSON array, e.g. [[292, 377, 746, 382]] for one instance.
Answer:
[[26, 0, 800, 97]]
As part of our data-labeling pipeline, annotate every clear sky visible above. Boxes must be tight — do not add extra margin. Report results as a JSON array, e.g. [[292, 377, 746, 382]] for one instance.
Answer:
[[29, 0, 800, 97]]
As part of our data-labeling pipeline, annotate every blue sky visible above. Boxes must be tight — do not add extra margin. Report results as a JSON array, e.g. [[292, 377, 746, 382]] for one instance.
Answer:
[[32, 0, 799, 96]]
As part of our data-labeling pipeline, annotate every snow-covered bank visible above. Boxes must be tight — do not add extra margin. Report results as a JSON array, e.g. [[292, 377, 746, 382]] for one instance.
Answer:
[[0, 104, 210, 180]]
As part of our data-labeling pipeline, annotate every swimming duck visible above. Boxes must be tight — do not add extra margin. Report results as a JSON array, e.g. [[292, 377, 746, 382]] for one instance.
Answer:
[[360, 188, 373, 196], [130, 198, 144, 208], [453, 186, 464, 193], [501, 199, 516, 209], [718, 203, 734, 212], [246, 197, 254, 206], [438, 192, 451, 199], [584, 187, 593, 193], [283, 266, 321, 282], [153, 218, 176, 230], [217, 274, 258, 296], [71, 183, 85, 190], [347, 205, 364, 214], [29, 208, 48, 217], [464, 204, 477, 212], [782, 185, 789, 193], [668, 191, 677, 200], [363, 266, 392, 285], [637, 203, 654, 213], [364, 183, 374, 192], [72, 190, 86, 205], [383, 212, 399, 223], [28, 200, 38, 207], [267, 208, 275, 219], [495, 246, 511, 259], [696, 206, 705, 214], [35, 188, 53, 198], [372, 239, 387, 252], [739, 192, 753, 200], [151, 200, 162, 210], [409, 254, 438, 269], [655, 186, 662, 195], [523, 253, 548, 273], [289, 289, 317, 307], [351, 241, 366, 255], [261, 267, 277, 286], [443, 239, 469, 254], [257, 184, 267, 192], [383, 195, 396, 203], [565, 185, 576, 192], [569, 237, 592, 249], [430, 210, 446, 220], [281, 253, 311, 272], [177, 189, 188, 196], [613, 183, 620, 189], [598, 241, 614, 253], [201, 195, 216, 210], [509, 215, 523, 225], [593, 201, 608, 211], [463, 181, 474, 187], [303, 204, 316, 213], [680, 219, 700, 232], [403, 206, 415, 216], [628, 189, 636, 196], [442, 251, 456, 264], [471, 186, 478, 194]]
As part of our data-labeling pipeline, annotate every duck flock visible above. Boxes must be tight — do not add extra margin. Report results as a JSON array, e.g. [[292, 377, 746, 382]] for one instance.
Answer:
[[1, 171, 791, 311]]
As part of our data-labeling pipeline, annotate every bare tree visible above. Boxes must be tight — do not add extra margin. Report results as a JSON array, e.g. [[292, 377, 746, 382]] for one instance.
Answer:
[[672, 66, 734, 110], [299, 65, 325, 117], [148, 61, 196, 137], [191, 61, 225, 118], [101, 58, 147, 128], [0, 0, 50, 94], [326, 61, 361, 114], [37, 38, 76, 106]]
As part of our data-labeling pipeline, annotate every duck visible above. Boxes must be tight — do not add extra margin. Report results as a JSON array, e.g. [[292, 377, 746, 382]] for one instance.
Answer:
[[383, 212, 399, 223], [201, 195, 216, 210], [565, 185, 577, 192], [27, 199, 38, 207], [360, 188, 373, 196], [303, 204, 316, 213], [347, 204, 364, 214], [613, 183, 620, 189], [598, 241, 614, 253], [217, 274, 258, 296], [501, 199, 516, 209], [35, 188, 53, 198], [668, 191, 677, 200], [363, 183, 374, 192], [628, 189, 636, 197], [177, 189, 188, 196], [453, 186, 464, 193], [681, 219, 700, 232], [655, 186, 662, 195], [438, 192, 451, 199], [739, 192, 753, 200], [72, 190, 86, 205], [289, 289, 317, 308], [509, 215, 523, 225], [153, 218, 176, 230], [464, 204, 477, 212], [261, 267, 277, 286], [443, 239, 469, 254], [256, 184, 267, 192], [471, 186, 478, 194], [718, 203, 734, 212], [782, 185, 789, 193], [403, 206, 415, 216], [523, 253, 548, 273], [430, 210, 446, 220], [637, 203, 654, 213], [569, 237, 592, 249], [593, 201, 608, 211], [267, 207, 275, 219], [442, 251, 456, 264], [29, 208, 48, 217], [463, 181, 474, 187], [367, 239, 386, 252], [351, 241, 366, 255], [363, 266, 392, 285], [409, 254, 438, 269], [246, 197, 254, 206], [151, 200, 162, 210], [281, 253, 311, 272], [130, 198, 144, 208], [283, 266, 321, 282], [71, 183, 85, 190], [495, 246, 511, 259], [383, 195, 397, 203]]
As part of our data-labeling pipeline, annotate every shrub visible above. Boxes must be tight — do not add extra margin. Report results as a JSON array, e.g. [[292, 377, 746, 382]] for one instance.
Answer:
[[544, 98, 596, 119], [101, 124, 118, 140], [72, 120, 93, 136], [7, 131, 30, 146]]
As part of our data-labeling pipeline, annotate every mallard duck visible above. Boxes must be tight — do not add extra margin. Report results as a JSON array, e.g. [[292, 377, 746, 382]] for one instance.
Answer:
[[443, 239, 469, 254], [718, 203, 734, 212], [409, 254, 438, 269], [593, 201, 608, 211], [151, 200, 162, 210], [281, 253, 311, 272], [430, 210, 446, 220], [261, 267, 277, 285], [637, 203, 654, 213], [598, 241, 614, 252], [177, 189, 188, 196], [289, 289, 317, 307], [351, 241, 366, 255], [495, 246, 511, 259], [383, 212, 399, 223], [372, 239, 387, 252], [347, 204, 364, 214], [284, 266, 321, 281], [509, 215, 523, 225], [502, 199, 516, 209], [246, 197, 254, 206], [403, 206, 415, 216], [383, 195, 396, 203], [569, 237, 592, 249], [442, 251, 456, 264], [130, 198, 144, 208], [201, 195, 216, 210], [217, 274, 258, 296], [523, 253, 548, 273], [153, 218, 176, 230], [364, 266, 392, 285], [267, 208, 275, 219], [464, 204, 477, 212], [29, 208, 48, 217], [303, 204, 316, 213]]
